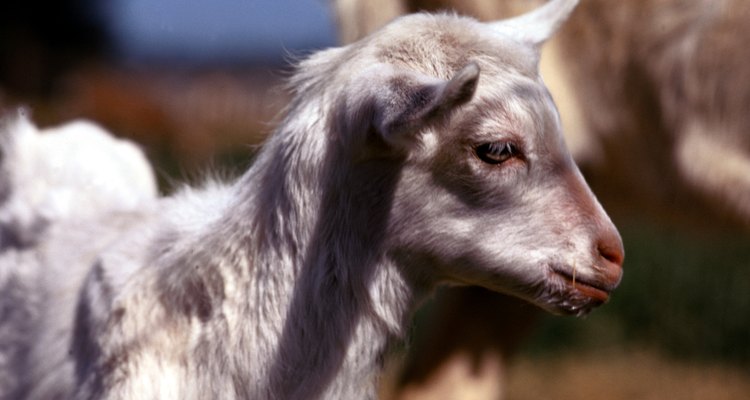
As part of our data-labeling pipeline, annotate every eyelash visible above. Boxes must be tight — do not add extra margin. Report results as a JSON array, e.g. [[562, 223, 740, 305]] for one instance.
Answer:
[[475, 141, 520, 165]]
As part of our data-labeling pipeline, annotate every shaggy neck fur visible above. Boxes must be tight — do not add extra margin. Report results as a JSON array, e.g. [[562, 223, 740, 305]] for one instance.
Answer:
[[215, 59, 420, 398]]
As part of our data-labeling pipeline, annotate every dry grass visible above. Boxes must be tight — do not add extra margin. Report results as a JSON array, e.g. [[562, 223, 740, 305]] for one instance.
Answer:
[[506, 349, 750, 400]]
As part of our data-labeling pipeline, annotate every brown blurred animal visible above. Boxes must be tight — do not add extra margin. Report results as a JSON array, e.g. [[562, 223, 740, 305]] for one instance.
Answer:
[[555, 0, 750, 226]]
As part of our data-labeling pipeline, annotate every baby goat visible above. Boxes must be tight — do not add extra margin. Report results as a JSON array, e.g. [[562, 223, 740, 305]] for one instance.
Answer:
[[8, 1, 622, 399]]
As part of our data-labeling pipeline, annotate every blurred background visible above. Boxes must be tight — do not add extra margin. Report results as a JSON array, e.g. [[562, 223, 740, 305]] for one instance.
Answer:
[[2, 0, 749, 399], [0, 0, 337, 180]]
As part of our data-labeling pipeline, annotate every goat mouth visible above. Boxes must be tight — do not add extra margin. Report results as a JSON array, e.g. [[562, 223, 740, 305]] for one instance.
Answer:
[[551, 267, 611, 303]]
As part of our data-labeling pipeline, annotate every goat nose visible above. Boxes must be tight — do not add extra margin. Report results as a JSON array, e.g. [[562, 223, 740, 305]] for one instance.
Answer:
[[597, 231, 624, 267], [595, 226, 624, 286]]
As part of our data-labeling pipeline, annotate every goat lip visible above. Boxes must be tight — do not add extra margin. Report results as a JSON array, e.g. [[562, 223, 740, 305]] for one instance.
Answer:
[[552, 268, 611, 303]]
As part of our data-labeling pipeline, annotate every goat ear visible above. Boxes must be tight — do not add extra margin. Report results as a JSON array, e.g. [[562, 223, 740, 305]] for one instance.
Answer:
[[375, 62, 480, 148], [490, 0, 578, 47]]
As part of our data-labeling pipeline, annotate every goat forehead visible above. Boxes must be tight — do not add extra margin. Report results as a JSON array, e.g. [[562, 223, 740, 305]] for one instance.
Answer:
[[454, 79, 561, 141], [372, 13, 537, 78]]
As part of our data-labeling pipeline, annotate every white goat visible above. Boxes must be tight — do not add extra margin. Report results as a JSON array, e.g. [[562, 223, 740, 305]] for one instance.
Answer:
[[0, 112, 157, 248], [0, 113, 157, 399], [8, 1, 623, 399]]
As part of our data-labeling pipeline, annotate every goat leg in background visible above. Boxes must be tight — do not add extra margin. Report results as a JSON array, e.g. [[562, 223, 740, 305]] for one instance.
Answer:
[[665, 2, 750, 227], [675, 122, 750, 226], [386, 288, 539, 400]]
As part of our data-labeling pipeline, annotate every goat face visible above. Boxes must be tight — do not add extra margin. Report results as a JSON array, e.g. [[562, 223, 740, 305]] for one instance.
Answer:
[[390, 73, 625, 316], [334, 0, 623, 315]]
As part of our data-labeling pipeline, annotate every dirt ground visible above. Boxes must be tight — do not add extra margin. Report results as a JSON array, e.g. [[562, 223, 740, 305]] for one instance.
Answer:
[[506, 349, 750, 400]]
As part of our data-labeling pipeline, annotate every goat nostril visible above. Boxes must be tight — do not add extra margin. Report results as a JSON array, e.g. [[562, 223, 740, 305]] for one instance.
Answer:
[[597, 239, 624, 267]]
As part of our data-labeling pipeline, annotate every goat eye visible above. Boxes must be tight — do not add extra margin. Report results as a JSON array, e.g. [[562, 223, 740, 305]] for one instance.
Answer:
[[475, 142, 518, 164]]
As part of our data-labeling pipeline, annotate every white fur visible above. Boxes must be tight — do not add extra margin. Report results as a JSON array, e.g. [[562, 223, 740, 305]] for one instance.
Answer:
[[0, 112, 157, 247]]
